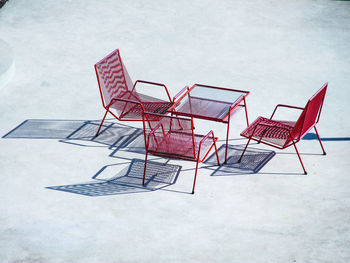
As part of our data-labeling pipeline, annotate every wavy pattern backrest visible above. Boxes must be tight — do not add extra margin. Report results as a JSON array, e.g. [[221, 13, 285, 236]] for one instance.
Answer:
[[292, 83, 328, 141], [95, 49, 134, 107]]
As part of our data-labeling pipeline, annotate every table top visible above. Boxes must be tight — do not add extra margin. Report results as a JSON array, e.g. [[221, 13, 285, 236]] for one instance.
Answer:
[[168, 84, 249, 122]]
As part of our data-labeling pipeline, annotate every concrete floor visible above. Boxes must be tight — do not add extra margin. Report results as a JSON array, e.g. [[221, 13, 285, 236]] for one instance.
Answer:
[[0, 0, 350, 262]]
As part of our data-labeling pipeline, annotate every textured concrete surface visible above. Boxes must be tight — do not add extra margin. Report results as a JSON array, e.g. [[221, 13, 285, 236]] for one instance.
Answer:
[[0, 39, 14, 89], [0, 0, 350, 262]]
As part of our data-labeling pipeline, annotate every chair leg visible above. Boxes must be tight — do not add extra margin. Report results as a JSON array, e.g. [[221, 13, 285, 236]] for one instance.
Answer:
[[291, 140, 307, 175], [314, 126, 326, 155], [238, 137, 252, 163], [192, 159, 200, 194], [95, 109, 109, 137]]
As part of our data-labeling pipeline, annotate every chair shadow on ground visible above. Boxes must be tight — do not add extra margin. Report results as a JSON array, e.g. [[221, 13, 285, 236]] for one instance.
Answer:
[[3, 120, 348, 156], [2, 119, 146, 154], [47, 159, 182, 196], [203, 144, 276, 176], [302, 133, 350, 141], [4, 119, 343, 192]]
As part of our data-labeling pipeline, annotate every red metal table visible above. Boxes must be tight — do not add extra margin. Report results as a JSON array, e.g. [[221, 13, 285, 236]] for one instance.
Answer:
[[168, 84, 250, 163]]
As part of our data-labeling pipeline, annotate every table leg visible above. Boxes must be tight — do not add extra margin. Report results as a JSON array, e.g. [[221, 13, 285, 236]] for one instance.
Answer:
[[243, 97, 249, 127], [224, 109, 231, 164]]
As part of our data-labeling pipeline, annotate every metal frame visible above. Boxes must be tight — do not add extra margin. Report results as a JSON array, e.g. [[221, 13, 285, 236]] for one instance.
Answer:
[[239, 83, 328, 174], [168, 83, 250, 163], [142, 112, 220, 194], [94, 49, 173, 137]]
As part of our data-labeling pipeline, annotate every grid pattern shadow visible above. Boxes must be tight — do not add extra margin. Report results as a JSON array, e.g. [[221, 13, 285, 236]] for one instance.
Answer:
[[205, 144, 276, 176], [47, 159, 181, 196], [2, 119, 144, 150]]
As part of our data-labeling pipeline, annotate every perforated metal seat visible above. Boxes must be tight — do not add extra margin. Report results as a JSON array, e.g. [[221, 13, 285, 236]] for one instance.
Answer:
[[241, 117, 296, 148]]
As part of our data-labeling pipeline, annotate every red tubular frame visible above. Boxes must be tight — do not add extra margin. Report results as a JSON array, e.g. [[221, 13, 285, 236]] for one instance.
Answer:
[[170, 84, 250, 122], [193, 130, 220, 194], [168, 83, 250, 164], [239, 83, 328, 174], [270, 104, 304, 120], [173, 86, 190, 103], [131, 80, 172, 103], [142, 112, 220, 194], [172, 86, 194, 108]]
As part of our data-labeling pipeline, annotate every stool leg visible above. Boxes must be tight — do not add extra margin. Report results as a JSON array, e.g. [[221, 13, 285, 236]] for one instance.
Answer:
[[192, 159, 200, 194]]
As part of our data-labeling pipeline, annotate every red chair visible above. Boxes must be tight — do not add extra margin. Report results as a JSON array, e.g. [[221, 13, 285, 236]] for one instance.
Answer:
[[239, 83, 328, 174], [142, 112, 221, 194], [94, 49, 173, 136]]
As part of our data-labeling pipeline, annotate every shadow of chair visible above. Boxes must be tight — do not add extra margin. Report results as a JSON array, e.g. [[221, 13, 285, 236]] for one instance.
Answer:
[[204, 144, 276, 176], [2, 119, 144, 151], [302, 133, 350, 142], [46, 159, 182, 196]]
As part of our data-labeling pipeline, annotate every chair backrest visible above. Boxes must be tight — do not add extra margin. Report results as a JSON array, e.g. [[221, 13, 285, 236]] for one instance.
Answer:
[[94, 49, 134, 107], [292, 83, 328, 140], [142, 112, 196, 159]]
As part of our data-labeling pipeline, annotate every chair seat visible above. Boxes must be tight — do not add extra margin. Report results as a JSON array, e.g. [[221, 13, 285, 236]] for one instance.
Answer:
[[149, 132, 215, 160], [111, 99, 172, 119], [240, 117, 296, 148]]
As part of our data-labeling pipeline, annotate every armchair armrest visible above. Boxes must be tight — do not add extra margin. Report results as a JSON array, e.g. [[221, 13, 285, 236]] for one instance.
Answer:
[[173, 86, 190, 104], [270, 104, 304, 119], [168, 86, 190, 111], [132, 80, 172, 102], [166, 86, 191, 113]]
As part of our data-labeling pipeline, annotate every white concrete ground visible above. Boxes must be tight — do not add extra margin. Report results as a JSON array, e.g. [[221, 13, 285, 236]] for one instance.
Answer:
[[0, 0, 350, 262]]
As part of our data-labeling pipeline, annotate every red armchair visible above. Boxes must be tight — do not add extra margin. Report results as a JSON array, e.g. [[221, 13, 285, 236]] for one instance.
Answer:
[[239, 83, 328, 174]]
